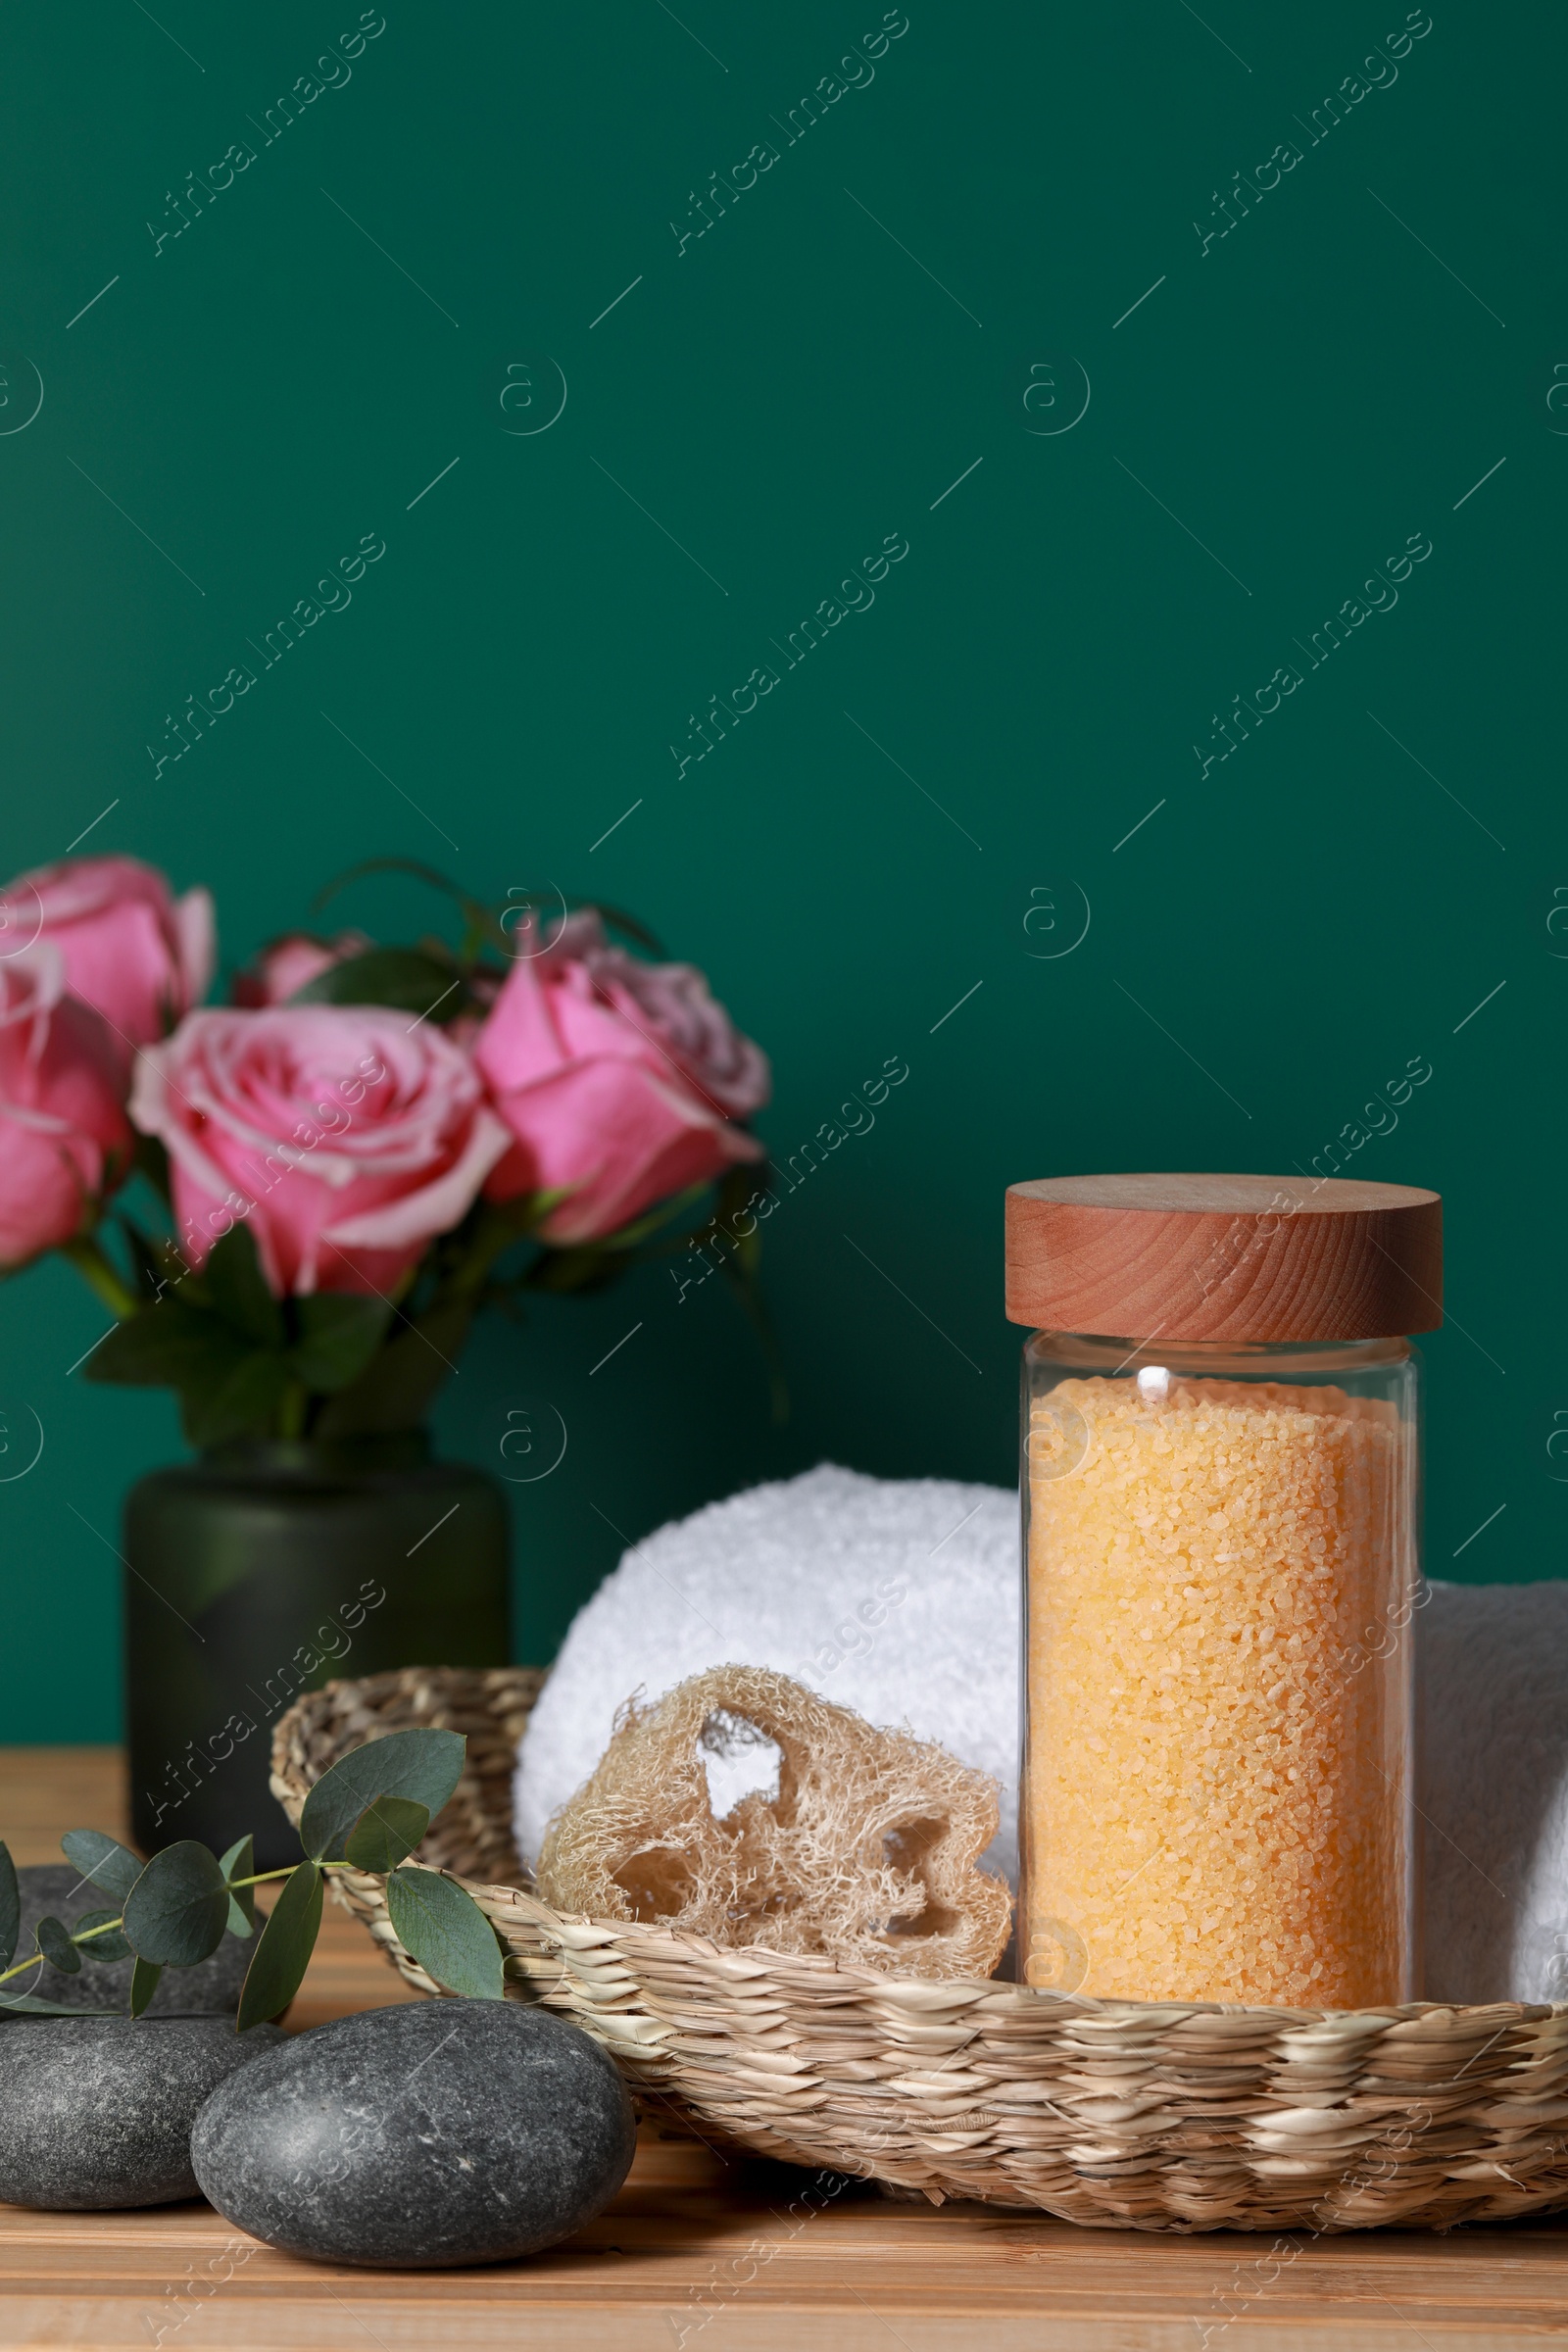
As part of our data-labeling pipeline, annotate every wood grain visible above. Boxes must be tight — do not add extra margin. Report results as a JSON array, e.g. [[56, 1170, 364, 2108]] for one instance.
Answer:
[[1004, 1173, 1444, 1342], [5, 1748, 1568, 2349]]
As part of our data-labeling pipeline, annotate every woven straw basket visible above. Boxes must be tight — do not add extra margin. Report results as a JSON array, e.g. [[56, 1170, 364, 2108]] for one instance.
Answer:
[[271, 1666, 1568, 2233]]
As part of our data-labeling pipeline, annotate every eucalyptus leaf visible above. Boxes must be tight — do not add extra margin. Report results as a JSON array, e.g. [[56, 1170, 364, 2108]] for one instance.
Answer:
[[299, 1727, 466, 1862], [385, 1865, 504, 1999], [123, 1841, 230, 1967], [343, 1796, 430, 1873], [236, 1862, 322, 2030], [0, 1988, 118, 2017], [128, 1956, 163, 2018], [35, 1915, 81, 1974], [0, 1841, 18, 1973], [205, 1222, 285, 1348], [220, 1836, 256, 1938], [61, 1829, 143, 1905], [74, 1908, 133, 1963], [290, 1295, 391, 1392]]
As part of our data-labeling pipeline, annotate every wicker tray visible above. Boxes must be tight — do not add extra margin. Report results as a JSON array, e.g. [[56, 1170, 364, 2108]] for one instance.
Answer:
[[271, 1667, 1568, 2232]]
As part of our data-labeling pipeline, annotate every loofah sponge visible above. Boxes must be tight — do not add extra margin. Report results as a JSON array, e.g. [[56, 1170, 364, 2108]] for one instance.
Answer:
[[514, 1465, 1020, 1885], [534, 1665, 1013, 1980]]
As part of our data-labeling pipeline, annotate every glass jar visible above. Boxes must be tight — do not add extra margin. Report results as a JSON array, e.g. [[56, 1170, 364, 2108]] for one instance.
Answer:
[[1006, 1175, 1442, 2011]]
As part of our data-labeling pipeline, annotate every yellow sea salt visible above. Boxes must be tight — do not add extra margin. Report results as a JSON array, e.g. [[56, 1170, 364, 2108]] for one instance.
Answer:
[[1022, 1377, 1411, 2006]]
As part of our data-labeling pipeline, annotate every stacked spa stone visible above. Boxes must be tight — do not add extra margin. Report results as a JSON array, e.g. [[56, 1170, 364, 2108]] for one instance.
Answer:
[[1, 1864, 634, 2266], [11, 1866, 250, 2016], [0, 1864, 274, 2210], [191, 2002, 635, 2267]]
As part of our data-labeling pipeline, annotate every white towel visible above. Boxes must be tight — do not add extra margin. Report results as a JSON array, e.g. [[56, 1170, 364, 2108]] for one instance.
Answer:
[[514, 1465, 1020, 1881], [1420, 1577, 1568, 2004], [514, 1464, 1568, 2003]]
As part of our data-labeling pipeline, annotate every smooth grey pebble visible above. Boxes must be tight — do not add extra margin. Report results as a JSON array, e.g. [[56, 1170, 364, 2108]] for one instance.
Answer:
[[13, 1865, 252, 2016], [191, 1999, 636, 2268], [0, 2017, 286, 2209]]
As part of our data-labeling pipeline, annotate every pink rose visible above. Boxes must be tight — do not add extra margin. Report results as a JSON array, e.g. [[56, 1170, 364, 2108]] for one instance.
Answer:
[[474, 918, 765, 1245], [231, 930, 373, 1008], [130, 1006, 512, 1297], [564, 912, 770, 1118], [2, 855, 214, 1052], [0, 945, 132, 1267]]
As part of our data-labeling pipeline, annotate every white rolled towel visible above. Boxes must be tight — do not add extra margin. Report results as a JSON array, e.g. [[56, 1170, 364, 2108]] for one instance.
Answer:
[[514, 1465, 1020, 1880], [514, 1464, 1568, 2004], [1421, 1578, 1568, 2004]]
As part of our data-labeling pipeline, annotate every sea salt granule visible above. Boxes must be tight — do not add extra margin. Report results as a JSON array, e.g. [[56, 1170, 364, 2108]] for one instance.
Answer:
[[1023, 1377, 1410, 2007]]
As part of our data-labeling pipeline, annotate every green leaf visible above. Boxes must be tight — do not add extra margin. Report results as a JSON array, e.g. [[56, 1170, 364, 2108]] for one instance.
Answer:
[[593, 901, 664, 956], [312, 1296, 476, 1437], [220, 1837, 256, 1939], [74, 1909, 133, 1963], [479, 893, 664, 959], [313, 857, 530, 972], [291, 946, 475, 1022], [343, 1796, 430, 1873], [35, 1915, 81, 1974], [597, 1182, 712, 1253], [131, 1132, 172, 1204], [312, 855, 476, 922], [236, 1862, 321, 2030], [61, 1830, 143, 1905], [205, 1222, 285, 1348], [299, 1728, 466, 1863], [0, 1988, 118, 2017], [485, 1187, 572, 1239], [119, 1218, 172, 1303], [385, 1866, 504, 1998], [523, 1244, 630, 1297], [713, 1231, 789, 1427], [129, 1957, 163, 2017], [83, 1300, 248, 1391], [122, 1842, 230, 1966], [289, 1295, 392, 1392], [180, 1349, 294, 1448], [0, 1842, 18, 1972]]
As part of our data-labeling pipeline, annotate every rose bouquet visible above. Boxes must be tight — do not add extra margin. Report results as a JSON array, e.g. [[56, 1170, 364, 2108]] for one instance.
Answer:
[[0, 854, 775, 1444]]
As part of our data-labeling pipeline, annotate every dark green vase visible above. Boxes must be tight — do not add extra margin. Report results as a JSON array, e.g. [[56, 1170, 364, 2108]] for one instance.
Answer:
[[123, 1433, 510, 1867]]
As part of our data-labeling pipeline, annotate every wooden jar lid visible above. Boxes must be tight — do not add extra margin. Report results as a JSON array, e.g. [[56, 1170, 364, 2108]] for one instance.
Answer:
[[1004, 1173, 1443, 1341]]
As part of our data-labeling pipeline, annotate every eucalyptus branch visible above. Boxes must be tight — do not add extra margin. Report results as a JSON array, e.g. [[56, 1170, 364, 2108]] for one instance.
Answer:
[[0, 1729, 505, 2027], [0, 1912, 122, 1987], [225, 1862, 353, 1891]]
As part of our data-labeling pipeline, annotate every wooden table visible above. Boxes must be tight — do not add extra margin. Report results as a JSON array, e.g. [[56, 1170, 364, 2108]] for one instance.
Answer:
[[4, 1754, 1568, 2350]]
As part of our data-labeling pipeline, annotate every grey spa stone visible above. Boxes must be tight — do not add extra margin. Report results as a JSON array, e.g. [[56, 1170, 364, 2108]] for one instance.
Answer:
[[191, 1999, 636, 2268], [13, 1865, 252, 2016], [0, 2016, 286, 2209]]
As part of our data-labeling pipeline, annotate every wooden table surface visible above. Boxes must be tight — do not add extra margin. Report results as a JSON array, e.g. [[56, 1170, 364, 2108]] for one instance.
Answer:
[[4, 1752, 1568, 2350]]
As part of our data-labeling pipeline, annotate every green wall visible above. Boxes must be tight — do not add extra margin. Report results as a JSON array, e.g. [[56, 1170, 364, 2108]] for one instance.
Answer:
[[1, 1, 1560, 1740]]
